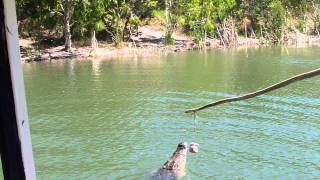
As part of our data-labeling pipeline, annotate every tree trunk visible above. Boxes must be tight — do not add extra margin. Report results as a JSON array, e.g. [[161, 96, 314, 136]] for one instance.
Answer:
[[114, 11, 124, 47], [123, 17, 130, 41], [63, 0, 72, 51], [216, 28, 225, 48], [250, 26, 256, 38], [165, 0, 173, 41], [244, 23, 247, 42], [90, 30, 98, 49], [315, 27, 320, 38], [312, 0, 320, 38]]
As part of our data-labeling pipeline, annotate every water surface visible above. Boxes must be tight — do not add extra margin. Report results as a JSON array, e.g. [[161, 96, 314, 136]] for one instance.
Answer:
[[23, 47, 320, 179]]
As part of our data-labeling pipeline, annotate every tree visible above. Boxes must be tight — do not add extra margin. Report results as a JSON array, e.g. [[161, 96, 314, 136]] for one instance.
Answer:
[[16, 0, 320, 48], [102, 0, 157, 46], [62, 0, 72, 51], [72, 0, 106, 48]]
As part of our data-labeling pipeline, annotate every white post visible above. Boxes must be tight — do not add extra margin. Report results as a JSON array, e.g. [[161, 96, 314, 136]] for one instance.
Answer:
[[3, 0, 36, 179]]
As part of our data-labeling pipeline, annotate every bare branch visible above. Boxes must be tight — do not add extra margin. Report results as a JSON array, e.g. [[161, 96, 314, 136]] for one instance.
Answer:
[[185, 68, 320, 114]]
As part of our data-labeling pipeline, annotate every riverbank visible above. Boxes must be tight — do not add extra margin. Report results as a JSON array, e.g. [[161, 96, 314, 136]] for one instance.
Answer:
[[19, 25, 320, 63]]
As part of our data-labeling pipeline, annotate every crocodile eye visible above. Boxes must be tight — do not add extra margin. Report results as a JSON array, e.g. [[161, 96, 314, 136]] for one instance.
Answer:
[[177, 142, 187, 149]]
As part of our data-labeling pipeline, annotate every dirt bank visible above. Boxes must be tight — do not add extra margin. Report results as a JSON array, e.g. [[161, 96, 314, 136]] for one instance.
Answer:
[[19, 25, 320, 63]]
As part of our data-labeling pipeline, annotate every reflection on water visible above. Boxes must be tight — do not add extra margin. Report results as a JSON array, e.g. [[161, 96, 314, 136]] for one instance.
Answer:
[[23, 47, 320, 179]]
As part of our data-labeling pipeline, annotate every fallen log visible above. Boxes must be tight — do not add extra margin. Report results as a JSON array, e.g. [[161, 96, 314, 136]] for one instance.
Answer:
[[185, 68, 320, 114]]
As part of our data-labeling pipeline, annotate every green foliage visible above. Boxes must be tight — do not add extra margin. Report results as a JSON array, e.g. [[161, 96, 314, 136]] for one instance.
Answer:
[[16, 0, 320, 45], [72, 0, 106, 38], [95, 21, 106, 32], [164, 33, 175, 45], [16, 0, 62, 38], [170, 0, 236, 44], [129, 16, 142, 27], [152, 10, 166, 23], [266, 0, 286, 39]]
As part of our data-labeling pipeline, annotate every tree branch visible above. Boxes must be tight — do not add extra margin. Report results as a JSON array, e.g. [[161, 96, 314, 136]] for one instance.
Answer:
[[185, 68, 320, 114]]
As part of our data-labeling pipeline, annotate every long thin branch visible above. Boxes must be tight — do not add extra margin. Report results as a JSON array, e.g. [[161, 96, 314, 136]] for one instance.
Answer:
[[185, 68, 320, 114]]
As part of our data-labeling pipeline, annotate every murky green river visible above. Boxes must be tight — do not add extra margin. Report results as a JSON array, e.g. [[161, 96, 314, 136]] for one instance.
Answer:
[[22, 47, 320, 179]]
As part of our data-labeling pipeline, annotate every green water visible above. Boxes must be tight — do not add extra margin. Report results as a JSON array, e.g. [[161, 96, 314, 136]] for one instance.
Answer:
[[23, 47, 320, 179]]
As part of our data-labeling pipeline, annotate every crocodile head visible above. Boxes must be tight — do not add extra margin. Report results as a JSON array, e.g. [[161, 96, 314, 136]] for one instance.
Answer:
[[162, 142, 188, 170], [153, 142, 199, 180]]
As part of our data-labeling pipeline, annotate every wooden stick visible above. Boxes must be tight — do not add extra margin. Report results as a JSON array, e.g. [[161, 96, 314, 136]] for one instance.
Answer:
[[185, 68, 320, 114]]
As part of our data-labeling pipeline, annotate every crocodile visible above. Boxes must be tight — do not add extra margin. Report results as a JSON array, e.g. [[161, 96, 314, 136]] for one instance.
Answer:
[[152, 142, 199, 180]]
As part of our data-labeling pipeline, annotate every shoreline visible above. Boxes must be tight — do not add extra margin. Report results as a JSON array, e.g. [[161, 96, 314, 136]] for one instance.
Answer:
[[18, 38, 263, 63], [20, 27, 320, 63]]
